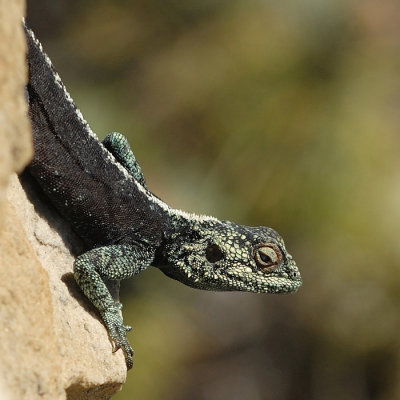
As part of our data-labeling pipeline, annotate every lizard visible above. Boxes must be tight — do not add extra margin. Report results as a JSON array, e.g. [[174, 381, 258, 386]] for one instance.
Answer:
[[23, 21, 302, 370]]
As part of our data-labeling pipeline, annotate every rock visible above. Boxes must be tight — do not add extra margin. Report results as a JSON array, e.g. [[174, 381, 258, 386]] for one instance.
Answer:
[[0, 2, 128, 398], [0, 0, 32, 219], [4, 175, 127, 400]]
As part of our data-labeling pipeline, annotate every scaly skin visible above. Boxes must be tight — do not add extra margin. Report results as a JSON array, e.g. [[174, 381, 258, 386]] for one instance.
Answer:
[[24, 22, 302, 369]]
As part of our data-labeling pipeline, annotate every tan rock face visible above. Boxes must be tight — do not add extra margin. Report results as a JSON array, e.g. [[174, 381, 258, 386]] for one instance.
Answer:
[[0, 1, 128, 398], [1, 177, 127, 400], [0, 191, 63, 399], [0, 0, 32, 210]]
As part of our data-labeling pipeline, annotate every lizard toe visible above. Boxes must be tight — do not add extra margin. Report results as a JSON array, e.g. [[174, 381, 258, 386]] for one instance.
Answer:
[[102, 307, 134, 368]]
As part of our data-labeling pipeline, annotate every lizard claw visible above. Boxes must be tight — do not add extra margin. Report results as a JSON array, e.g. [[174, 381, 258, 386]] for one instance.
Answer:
[[102, 307, 134, 369]]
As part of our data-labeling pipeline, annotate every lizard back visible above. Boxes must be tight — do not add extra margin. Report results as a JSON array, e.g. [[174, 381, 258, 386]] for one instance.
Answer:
[[25, 24, 168, 249]]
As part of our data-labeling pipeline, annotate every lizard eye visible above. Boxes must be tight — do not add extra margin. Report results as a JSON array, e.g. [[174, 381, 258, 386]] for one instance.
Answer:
[[205, 244, 224, 263], [254, 243, 282, 273]]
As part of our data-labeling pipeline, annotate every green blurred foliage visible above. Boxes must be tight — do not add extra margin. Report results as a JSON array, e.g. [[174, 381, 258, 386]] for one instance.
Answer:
[[28, 0, 400, 399]]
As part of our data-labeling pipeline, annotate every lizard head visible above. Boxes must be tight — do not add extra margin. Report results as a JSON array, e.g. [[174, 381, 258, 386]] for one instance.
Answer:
[[160, 219, 302, 294]]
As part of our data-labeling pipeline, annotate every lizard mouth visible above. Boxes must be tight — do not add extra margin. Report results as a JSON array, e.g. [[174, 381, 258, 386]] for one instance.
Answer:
[[210, 266, 302, 294], [274, 276, 302, 293]]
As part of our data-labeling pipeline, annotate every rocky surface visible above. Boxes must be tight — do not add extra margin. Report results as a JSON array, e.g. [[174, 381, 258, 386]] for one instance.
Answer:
[[0, 0, 32, 218], [3, 175, 127, 400], [0, 1, 128, 398]]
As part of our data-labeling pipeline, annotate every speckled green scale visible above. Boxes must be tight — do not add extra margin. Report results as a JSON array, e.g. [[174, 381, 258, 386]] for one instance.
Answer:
[[102, 132, 147, 189], [24, 22, 302, 370]]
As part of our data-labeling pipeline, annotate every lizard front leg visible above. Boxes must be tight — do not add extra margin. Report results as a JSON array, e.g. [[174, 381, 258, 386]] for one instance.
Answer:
[[102, 132, 147, 189], [74, 244, 154, 369]]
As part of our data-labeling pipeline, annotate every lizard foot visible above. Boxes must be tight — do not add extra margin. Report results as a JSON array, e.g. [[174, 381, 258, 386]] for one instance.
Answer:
[[102, 307, 134, 369]]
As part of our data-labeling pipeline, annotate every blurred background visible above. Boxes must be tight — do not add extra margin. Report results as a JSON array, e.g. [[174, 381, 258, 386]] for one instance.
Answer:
[[26, 0, 400, 399]]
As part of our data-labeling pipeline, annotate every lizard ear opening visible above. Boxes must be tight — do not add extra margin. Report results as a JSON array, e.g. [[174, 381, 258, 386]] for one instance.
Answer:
[[205, 244, 224, 263]]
